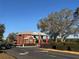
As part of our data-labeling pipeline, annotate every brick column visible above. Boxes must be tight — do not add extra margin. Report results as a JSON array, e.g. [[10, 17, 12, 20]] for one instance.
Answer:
[[22, 34, 24, 47], [46, 35, 48, 44], [38, 34, 41, 45]]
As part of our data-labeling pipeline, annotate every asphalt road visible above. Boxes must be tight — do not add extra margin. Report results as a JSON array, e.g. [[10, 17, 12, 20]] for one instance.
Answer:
[[6, 47, 79, 59]]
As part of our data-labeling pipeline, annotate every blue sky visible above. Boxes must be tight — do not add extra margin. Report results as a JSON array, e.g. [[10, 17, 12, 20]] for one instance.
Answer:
[[0, 0, 79, 37]]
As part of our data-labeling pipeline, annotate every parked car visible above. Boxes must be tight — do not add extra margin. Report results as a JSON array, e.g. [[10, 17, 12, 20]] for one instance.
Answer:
[[0, 44, 6, 50], [0, 43, 15, 50], [5, 44, 12, 49], [6, 43, 16, 49]]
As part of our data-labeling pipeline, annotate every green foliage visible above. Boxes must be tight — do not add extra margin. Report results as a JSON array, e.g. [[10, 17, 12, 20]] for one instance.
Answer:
[[0, 24, 5, 41], [35, 38, 38, 43], [41, 41, 79, 51], [6, 33, 16, 44], [57, 42, 79, 51]]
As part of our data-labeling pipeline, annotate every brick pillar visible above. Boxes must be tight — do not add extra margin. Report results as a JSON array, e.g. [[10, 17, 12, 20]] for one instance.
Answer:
[[38, 34, 41, 45], [22, 34, 24, 47], [32, 37, 34, 44], [46, 35, 48, 44]]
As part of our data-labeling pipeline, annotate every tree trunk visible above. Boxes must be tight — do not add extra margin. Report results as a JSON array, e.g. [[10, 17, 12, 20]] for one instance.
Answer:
[[55, 38, 58, 43], [61, 37, 65, 42], [54, 36, 58, 43]]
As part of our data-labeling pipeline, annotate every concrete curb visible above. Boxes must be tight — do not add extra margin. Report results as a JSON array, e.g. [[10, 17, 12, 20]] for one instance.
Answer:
[[39, 48, 79, 55], [16, 46, 37, 48]]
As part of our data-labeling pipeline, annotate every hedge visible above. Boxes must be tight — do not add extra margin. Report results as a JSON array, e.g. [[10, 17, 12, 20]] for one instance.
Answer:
[[40, 41, 79, 52]]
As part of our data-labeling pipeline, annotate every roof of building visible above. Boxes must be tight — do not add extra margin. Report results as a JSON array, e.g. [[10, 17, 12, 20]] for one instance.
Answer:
[[32, 32, 46, 35], [17, 32, 46, 36], [17, 32, 32, 34]]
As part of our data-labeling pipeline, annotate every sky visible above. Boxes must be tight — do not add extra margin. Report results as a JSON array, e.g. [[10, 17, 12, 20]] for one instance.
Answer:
[[0, 0, 79, 37]]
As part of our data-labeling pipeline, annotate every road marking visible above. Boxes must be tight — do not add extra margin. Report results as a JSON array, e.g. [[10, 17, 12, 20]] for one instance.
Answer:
[[49, 55, 56, 57], [20, 49, 24, 50], [37, 51, 56, 58], [19, 52, 29, 55], [39, 51, 48, 52]]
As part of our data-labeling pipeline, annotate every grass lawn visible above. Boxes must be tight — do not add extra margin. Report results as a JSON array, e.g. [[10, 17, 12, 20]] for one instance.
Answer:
[[0, 53, 15, 59]]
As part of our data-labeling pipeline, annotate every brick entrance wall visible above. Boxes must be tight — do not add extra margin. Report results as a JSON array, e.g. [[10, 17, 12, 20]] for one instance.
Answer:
[[16, 34, 35, 46]]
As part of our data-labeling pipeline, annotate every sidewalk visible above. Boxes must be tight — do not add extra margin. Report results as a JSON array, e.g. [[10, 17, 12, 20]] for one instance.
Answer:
[[40, 48, 79, 55], [0, 52, 15, 59], [16, 46, 37, 48]]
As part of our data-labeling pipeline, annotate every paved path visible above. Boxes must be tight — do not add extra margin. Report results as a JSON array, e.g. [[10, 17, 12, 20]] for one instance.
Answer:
[[6, 47, 79, 59]]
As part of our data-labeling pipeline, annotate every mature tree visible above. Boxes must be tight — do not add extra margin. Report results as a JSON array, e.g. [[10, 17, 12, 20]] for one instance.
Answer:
[[37, 8, 79, 42], [6, 33, 16, 43], [37, 18, 48, 32], [0, 24, 5, 41], [73, 8, 79, 36]]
